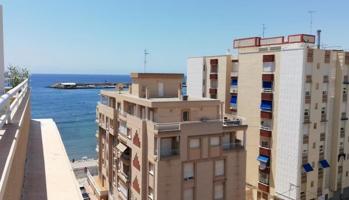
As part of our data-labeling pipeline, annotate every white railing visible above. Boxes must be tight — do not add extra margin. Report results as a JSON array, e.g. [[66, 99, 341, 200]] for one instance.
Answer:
[[0, 79, 29, 199], [154, 123, 180, 132], [0, 79, 29, 128]]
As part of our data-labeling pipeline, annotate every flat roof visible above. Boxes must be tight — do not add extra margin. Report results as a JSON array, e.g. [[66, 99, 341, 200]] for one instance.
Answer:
[[21, 119, 82, 200], [130, 73, 184, 79]]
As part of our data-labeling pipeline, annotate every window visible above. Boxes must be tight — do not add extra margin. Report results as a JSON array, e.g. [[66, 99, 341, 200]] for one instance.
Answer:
[[215, 160, 225, 176], [325, 50, 331, 63], [183, 188, 194, 200], [214, 183, 224, 200], [182, 111, 190, 121], [210, 136, 220, 146], [307, 49, 314, 62], [189, 138, 200, 149], [183, 163, 194, 180], [313, 123, 317, 129], [323, 75, 329, 83], [149, 162, 154, 175], [312, 142, 316, 149]]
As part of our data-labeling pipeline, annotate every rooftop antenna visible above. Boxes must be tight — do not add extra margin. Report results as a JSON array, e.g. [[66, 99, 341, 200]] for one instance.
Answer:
[[262, 24, 266, 38], [143, 49, 149, 73], [308, 10, 316, 34]]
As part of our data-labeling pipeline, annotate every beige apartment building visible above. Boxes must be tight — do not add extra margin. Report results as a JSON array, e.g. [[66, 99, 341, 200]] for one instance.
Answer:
[[187, 34, 349, 200], [92, 73, 248, 200]]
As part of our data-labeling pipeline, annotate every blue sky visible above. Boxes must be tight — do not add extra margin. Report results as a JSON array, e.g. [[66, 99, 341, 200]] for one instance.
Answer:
[[1, 0, 348, 74]]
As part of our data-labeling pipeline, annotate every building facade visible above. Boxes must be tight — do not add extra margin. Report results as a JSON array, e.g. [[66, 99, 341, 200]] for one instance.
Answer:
[[187, 34, 349, 199], [93, 73, 248, 200]]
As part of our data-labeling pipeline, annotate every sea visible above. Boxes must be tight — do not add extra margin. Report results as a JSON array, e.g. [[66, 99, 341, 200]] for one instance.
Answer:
[[30, 74, 131, 160]]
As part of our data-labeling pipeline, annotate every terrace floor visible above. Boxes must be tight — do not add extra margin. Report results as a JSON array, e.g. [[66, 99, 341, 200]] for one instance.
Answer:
[[21, 119, 82, 200]]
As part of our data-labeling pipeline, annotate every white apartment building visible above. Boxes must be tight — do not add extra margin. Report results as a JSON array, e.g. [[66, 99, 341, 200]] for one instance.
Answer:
[[187, 34, 349, 200]]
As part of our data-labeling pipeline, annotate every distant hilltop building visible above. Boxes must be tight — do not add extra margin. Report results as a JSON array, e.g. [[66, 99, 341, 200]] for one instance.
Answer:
[[93, 73, 248, 200], [187, 33, 349, 200]]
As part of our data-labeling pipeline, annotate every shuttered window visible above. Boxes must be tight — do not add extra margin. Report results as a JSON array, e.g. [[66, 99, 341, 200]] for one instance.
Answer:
[[183, 163, 194, 180], [215, 160, 225, 176]]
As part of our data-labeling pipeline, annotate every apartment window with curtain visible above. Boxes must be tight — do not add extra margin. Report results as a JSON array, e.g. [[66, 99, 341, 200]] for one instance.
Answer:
[[189, 138, 200, 149], [210, 136, 220, 147], [215, 160, 225, 176], [214, 183, 224, 200], [183, 188, 194, 200], [183, 162, 194, 181]]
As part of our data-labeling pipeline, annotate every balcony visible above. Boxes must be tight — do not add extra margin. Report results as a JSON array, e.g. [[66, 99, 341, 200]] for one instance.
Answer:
[[230, 85, 238, 94], [222, 141, 243, 151], [305, 95, 311, 104], [305, 75, 312, 83], [118, 121, 131, 139], [118, 170, 130, 183], [303, 116, 311, 124], [341, 113, 348, 120], [153, 122, 180, 132], [260, 101, 272, 112], [223, 117, 245, 127], [303, 135, 309, 144], [262, 62, 275, 73], [160, 148, 179, 159], [117, 182, 129, 199]]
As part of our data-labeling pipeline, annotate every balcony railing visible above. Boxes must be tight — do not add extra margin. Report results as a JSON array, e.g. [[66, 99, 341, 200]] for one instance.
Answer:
[[0, 79, 30, 198], [222, 141, 243, 150], [160, 148, 179, 158], [154, 123, 180, 132]]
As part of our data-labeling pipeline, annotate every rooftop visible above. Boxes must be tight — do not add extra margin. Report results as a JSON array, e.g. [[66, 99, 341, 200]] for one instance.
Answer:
[[130, 72, 184, 79]]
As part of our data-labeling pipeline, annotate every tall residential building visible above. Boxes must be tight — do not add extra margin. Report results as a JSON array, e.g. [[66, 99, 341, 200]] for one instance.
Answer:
[[187, 34, 349, 200], [92, 73, 248, 200], [187, 55, 238, 116]]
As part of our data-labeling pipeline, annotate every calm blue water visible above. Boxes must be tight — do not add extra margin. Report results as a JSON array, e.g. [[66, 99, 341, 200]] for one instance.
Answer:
[[30, 74, 130, 160]]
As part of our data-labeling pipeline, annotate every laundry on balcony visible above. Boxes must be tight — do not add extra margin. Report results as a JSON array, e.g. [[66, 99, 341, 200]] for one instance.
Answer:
[[260, 101, 272, 111], [303, 163, 313, 173], [116, 142, 128, 152], [319, 160, 330, 168]]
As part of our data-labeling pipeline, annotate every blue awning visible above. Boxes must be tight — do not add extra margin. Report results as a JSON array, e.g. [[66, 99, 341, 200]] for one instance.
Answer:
[[263, 81, 273, 89], [231, 96, 237, 104], [257, 155, 269, 163], [231, 79, 238, 86], [260, 100, 272, 111], [319, 160, 330, 168], [303, 163, 314, 172]]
